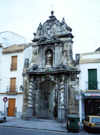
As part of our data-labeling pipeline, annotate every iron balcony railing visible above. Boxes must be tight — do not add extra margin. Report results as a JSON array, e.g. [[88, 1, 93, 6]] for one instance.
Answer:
[[85, 81, 100, 90], [6, 86, 17, 94], [10, 63, 17, 70]]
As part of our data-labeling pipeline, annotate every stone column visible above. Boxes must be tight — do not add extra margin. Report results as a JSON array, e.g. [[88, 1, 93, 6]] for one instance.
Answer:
[[59, 75, 65, 108], [27, 77, 34, 118], [58, 75, 65, 120], [35, 89, 40, 117]]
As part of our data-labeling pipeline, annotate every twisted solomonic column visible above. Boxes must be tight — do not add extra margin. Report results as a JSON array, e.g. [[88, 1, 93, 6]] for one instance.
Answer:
[[59, 76, 65, 108], [28, 77, 34, 107]]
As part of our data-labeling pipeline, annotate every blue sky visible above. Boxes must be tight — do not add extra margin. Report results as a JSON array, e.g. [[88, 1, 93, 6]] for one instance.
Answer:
[[0, 0, 100, 57]]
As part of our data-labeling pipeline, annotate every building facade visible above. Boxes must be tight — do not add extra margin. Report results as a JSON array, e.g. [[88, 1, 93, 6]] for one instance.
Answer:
[[0, 44, 32, 118], [79, 49, 100, 122], [0, 30, 31, 118], [22, 11, 80, 120]]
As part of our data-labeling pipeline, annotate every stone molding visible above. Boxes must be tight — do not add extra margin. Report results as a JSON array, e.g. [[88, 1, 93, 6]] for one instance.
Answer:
[[2, 44, 25, 54]]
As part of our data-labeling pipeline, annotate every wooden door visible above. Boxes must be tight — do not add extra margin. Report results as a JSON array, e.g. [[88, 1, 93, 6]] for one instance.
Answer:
[[8, 99, 15, 116], [88, 69, 97, 90], [10, 78, 16, 92], [12, 56, 17, 70]]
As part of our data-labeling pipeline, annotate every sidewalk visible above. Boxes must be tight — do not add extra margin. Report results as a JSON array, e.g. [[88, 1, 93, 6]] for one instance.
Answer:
[[0, 117, 67, 133]]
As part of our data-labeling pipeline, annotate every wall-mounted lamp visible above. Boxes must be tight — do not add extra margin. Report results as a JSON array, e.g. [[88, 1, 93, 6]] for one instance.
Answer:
[[20, 85, 23, 91]]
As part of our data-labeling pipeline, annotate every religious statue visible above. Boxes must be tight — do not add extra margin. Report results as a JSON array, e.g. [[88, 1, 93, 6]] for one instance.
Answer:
[[46, 51, 52, 66]]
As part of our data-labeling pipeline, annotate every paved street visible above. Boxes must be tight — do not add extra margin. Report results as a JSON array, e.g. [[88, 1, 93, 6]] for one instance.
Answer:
[[0, 127, 100, 135], [0, 117, 100, 135], [0, 117, 67, 132]]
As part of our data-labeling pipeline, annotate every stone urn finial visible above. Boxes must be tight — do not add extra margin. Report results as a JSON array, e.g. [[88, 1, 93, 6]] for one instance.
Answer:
[[51, 10, 54, 16]]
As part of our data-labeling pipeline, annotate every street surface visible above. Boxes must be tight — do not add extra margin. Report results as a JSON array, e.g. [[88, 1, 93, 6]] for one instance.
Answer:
[[0, 127, 100, 135]]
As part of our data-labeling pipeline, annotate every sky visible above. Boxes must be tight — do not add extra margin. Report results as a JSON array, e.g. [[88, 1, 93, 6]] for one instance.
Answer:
[[0, 0, 100, 57]]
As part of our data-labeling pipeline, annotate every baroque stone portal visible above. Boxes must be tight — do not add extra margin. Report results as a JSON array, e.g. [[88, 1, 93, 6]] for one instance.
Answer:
[[22, 11, 80, 120]]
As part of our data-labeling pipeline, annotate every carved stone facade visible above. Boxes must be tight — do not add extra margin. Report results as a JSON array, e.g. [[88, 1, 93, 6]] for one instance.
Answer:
[[22, 11, 80, 120]]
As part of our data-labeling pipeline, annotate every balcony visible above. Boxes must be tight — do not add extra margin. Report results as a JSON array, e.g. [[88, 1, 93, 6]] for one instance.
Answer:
[[6, 86, 17, 95], [85, 81, 100, 90], [10, 63, 17, 70]]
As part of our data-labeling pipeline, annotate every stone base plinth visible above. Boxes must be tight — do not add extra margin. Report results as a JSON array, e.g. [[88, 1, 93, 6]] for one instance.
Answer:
[[58, 108, 65, 120], [27, 107, 34, 118], [45, 65, 51, 68]]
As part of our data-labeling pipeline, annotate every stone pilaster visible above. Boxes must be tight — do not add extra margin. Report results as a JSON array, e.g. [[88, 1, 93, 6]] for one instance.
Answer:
[[36, 90, 40, 117]]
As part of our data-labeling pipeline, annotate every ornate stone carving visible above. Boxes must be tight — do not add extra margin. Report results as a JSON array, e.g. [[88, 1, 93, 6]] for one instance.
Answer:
[[24, 58, 29, 68], [22, 11, 80, 120], [37, 22, 44, 36], [32, 63, 38, 70]]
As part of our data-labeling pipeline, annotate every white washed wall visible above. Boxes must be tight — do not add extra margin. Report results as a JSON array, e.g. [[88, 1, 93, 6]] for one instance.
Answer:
[[0, 46, 32, 118], [1, 52, 24, 93], [0, 31, 26, 47], [0, 47, 2, 93], [79, 63, 100, 90], [24, 46, 32, 63]]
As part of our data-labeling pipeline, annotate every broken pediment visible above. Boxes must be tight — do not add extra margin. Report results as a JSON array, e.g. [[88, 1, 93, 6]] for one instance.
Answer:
[[32, 11, 73, 42]]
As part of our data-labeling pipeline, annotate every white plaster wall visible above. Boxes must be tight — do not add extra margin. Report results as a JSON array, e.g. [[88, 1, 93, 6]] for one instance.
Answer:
[[82, 54, 100, 59], [1, 52, 24, 93], [0, 46, 32, 118], [79, 63, 100, 90], [0, 47, 2, 93], [0, 31, 26, 48], [0, 51, 24, 118], [24, 46, 32, 63]]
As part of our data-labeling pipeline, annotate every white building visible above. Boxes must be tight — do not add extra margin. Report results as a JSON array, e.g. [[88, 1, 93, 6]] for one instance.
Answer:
[[79, 48, 100, 122], [0, 31, 26, 48], [0, 31, 32, 119], [0, 44, 32, 118]]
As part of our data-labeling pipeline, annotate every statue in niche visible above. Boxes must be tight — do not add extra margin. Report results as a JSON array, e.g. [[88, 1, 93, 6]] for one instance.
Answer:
[[45, 50, 52, 66]]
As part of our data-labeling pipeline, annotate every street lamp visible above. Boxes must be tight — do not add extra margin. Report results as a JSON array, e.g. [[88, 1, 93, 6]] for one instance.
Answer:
[[19, 85, 23, 91]]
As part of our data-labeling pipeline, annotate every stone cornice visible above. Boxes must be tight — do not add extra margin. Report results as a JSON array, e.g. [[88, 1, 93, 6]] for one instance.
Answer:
[[80, 59, 100, 64], [0, 44, 2, 47], [0, 92, 22, 95], [2, 44, 25, 54], [27, 69, 80, 75], [80, 52, 100, 64]]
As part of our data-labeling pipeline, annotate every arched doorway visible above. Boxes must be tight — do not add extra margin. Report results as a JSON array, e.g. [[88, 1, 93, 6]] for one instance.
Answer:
[[38, 80, 55, 119]]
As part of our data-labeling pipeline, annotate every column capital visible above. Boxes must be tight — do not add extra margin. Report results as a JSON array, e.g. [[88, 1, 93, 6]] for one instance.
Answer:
[[29, 76, 34, 82]]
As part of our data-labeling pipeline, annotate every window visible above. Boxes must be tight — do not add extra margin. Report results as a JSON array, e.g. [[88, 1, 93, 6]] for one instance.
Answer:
[[88, 69, 97, 90], [11, 56, 17, 70], [91, 117, 100, 123], [10, 78, 16, 92]]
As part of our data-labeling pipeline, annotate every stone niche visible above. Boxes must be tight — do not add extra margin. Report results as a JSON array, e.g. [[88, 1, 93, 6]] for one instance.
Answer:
[[22, 11, 80, 120]]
